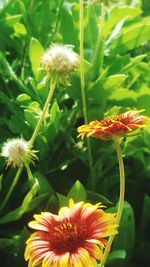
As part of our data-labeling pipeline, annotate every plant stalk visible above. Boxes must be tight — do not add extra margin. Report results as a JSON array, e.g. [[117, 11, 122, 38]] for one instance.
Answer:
[[0, 166, 23, 213], [25, 163, 35, 186], [29, 79, 56, 148], [79, 0, 95, 189], [99, 139, 125, 267]]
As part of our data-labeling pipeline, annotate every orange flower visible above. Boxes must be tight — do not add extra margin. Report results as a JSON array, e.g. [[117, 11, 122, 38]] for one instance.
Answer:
[[77, 110, 149, 141], [24, 200, 118, 267]]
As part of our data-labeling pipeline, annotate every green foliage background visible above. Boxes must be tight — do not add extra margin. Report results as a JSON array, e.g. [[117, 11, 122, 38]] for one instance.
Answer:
[[0, 0, 150, 266]]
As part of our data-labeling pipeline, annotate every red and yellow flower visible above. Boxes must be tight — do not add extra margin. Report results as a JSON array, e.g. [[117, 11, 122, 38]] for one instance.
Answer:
[[24, 200, 118, 267], [77, 110, 149, 141]]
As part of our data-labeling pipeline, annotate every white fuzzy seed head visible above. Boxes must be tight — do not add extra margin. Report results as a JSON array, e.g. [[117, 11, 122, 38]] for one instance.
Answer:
[[1, 138, 37, 167], [41, 44, 79, 85]]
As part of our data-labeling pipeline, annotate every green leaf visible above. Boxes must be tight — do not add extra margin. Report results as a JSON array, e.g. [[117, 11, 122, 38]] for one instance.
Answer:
[[0, 238, 16, 250], [107, 250, 126, 265], [83, 59, 92, 75], [0, 92, 14, 112], [106, 17, 128, 46], [24, 109, 38, 129], [60, 6, 78, 47], [21, 179, 40, 212], [67, 180, 87, 202], [13, 22, 27, 35], [103, 74, 127, 90], [57, 193, 69, 208], [29, 37, 44, 78], [46, 101, 61, 141], [16, 93, 32, 106], [110, 24, 150, 55], [33, 171, 55, 195], [0, 53, 28, 93], [137, 93, 150, 116], [8, 114, 27, 134], [49, 101, 60, 129], [104, 6, 142, 38], [2, 14, 22, 25], [86, 190, 113, 205], [0, 180, 40, 224], [85, 4, 98, 47], [24, 102, 41, 129], [124, 54, 147, 72], [110, 201, 135, 267], [108, 88, 137, 104], [138, 194, 150, 238]]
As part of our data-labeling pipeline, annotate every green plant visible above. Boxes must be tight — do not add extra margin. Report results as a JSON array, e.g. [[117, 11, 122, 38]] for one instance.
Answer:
[[0, 0, 150, 266]]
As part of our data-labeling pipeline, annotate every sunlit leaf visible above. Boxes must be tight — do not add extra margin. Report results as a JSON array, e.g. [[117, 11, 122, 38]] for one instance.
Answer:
[[29, 37, 44, 78]]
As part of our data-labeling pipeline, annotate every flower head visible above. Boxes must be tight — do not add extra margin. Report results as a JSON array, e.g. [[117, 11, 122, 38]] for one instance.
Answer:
[[41, 44, 79, 85], [1, 138, 37, 167], [78, 110, 149, 141], [25, 200, 118, 267]]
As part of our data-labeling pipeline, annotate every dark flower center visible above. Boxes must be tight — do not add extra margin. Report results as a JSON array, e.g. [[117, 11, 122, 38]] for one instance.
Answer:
[[50, 220, 87, 253]]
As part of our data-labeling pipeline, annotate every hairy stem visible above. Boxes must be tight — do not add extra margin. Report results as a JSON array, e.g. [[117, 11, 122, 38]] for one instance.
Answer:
[[99, 140, 125, 267]]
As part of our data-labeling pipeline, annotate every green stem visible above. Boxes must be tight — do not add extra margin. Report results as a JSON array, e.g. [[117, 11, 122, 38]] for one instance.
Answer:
[[79, 0, 95, 189], [25, 163, 35, 186], [99, 140, 125, 267], [29, 79, 56, 149], [0, 166, 23, 213], [115, 140, 125, 223]]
